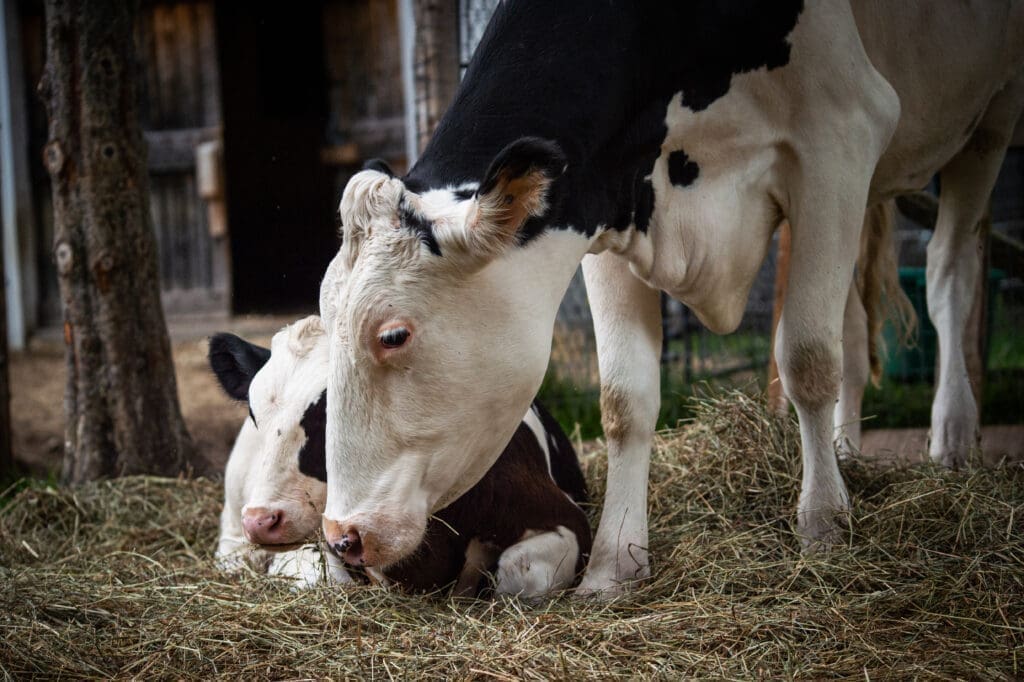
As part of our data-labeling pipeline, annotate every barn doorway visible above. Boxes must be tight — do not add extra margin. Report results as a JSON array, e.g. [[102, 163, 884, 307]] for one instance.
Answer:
[[215, 2, 338, 314]]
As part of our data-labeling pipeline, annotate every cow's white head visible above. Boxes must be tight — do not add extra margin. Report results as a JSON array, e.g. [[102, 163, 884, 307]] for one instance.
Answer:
[[210, 316, 329, 550], [320, 138, 586, 568]]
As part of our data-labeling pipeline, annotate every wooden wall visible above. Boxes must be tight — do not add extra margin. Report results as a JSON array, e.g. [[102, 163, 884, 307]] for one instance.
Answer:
[[134, 1, 228, 315], [20, 0, 228, 324], [323, 0, 406, 173], [19, 0, 409, 323]]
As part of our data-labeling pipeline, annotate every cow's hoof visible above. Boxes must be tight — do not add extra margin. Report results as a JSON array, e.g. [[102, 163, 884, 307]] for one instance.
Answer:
[[927, 422, 978, 471], [797, 506, 851, 554], [574, 565, 649, 599], [574, 578, 627, 599], [929, 385, 978, 470], [929, 447, 967, 470]]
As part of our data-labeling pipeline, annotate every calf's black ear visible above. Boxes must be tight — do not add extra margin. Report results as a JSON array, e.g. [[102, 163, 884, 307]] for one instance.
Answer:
[[362, 158, 395, 177], [208, 333, 271, 401]]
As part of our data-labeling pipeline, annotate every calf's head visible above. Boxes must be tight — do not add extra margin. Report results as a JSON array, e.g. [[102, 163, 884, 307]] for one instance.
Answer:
[[210, 316, 329, 549], [319, 138, 578, 568]]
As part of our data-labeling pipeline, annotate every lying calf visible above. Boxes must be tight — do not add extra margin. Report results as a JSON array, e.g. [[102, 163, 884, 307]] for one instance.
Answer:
[[210, 316, 591, 596]]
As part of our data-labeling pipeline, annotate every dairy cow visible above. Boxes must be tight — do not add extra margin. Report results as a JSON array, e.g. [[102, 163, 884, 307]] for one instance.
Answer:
[[318, 1, 1024, 593], [211, 316, 591, 596]]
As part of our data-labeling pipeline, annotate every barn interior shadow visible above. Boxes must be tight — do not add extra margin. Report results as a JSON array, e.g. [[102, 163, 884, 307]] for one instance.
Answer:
[[216, 1, 339, 314]]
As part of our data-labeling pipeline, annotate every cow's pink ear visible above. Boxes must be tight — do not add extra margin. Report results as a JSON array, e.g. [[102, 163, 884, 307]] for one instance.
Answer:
[[473, 137, 566, 243]]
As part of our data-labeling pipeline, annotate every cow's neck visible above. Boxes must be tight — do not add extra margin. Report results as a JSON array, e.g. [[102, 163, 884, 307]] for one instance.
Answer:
[[405, 4, 667, 240]]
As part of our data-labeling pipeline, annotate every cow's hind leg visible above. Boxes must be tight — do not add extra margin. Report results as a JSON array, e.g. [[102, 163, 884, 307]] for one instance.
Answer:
[[835, 273, 870, 459], [577, 251, 662, 594], [928, 73, 1024, 468]]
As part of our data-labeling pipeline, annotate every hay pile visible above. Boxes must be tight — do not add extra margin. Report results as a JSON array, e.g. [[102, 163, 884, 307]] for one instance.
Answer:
[[2, 390, 1021, 679]]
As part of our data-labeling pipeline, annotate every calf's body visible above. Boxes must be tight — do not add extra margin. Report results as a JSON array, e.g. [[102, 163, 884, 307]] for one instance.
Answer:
[[211, 317, 590, 595]]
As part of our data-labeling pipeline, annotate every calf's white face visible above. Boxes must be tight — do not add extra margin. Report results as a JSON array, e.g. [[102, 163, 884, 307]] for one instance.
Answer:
[[320, 139, 584, 569], [210, 317, 329, 549]]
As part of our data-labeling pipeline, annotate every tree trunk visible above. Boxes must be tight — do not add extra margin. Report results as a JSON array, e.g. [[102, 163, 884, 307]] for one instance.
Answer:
[[40, 0, 197, 482]]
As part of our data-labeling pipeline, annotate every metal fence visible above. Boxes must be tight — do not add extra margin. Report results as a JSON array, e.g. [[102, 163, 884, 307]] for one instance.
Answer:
[[547, 250, 779, 413]]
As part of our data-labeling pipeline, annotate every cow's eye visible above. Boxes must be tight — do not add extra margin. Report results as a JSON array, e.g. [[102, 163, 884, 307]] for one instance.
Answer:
[[379, 327, 410, 349]]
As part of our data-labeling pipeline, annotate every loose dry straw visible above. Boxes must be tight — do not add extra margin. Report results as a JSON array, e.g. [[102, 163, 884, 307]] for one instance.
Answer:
[[1, 389, 1021, 679]]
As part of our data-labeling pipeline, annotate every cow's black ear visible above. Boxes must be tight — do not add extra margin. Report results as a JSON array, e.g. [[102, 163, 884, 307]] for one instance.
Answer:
[[475, 137, 566, 239], [208, 333, 271, 401], [478, 137, 566, 197], [362, 158, 395, 177]]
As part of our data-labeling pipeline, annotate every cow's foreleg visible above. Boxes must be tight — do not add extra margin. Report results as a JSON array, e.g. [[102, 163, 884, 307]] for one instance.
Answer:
[[577, 251, 661, 594], [835, 278, 869, 459], [778, 183, 873, 549], [928, 74, 1024, 468]]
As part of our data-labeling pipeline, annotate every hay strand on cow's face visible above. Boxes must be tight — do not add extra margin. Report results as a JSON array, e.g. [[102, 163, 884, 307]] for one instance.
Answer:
[[2, 389, 1021, 679]]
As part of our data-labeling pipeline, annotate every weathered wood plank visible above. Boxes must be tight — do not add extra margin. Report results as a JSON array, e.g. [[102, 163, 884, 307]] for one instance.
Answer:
[[144, 126, 219, 172], [173, 3, 199, 126], [323, 0, 404, 161], [195, 2, 221, 127], [152, 4, 178, 127]]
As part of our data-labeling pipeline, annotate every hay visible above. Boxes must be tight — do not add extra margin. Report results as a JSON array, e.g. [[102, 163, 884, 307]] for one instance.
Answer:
[[1, 389, 1021, 679]]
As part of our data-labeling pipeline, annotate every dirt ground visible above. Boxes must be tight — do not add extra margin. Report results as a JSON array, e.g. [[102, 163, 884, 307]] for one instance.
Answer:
[[9, 313, 1023, 478], [8, 314, 299, 478]]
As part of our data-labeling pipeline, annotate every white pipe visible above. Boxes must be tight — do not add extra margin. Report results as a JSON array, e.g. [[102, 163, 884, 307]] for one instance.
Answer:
[[0, 0, 26, 349], [398, 0, 418, 167]]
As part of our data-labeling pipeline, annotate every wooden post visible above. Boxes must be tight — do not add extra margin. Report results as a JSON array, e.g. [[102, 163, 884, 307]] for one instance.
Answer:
[[41, 0, 197, 482]]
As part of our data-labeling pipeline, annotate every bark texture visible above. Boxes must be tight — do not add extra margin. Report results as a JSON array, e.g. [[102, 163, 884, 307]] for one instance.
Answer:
[[41, 0, 196, 482]]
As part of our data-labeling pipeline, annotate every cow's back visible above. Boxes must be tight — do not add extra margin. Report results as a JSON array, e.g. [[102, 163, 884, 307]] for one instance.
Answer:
[[852, 1, 1024, 195]]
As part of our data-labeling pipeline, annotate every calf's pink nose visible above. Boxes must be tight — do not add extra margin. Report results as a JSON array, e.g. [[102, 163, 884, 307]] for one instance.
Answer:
[[242, 507, 284, 544]]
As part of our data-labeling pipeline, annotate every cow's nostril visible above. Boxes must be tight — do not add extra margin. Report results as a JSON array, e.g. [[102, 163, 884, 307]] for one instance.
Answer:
[[242, 508, 286, 543], [330, 528, 363, 565]]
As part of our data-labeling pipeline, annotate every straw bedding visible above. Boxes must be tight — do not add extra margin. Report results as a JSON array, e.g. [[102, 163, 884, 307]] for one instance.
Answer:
[[1, 390, 1021, 679]]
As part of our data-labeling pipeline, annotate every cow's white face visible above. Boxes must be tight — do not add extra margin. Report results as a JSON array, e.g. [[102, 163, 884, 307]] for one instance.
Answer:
[[211, 317, 330, 550], [320, 138, 587, 569]]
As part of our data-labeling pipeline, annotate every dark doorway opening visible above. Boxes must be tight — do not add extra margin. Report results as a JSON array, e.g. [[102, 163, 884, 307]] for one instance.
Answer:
[[216, 1, 337, 314]]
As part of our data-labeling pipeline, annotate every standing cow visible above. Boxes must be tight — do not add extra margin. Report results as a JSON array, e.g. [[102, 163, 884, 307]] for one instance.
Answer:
[[318, 1, 1024, 594]]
